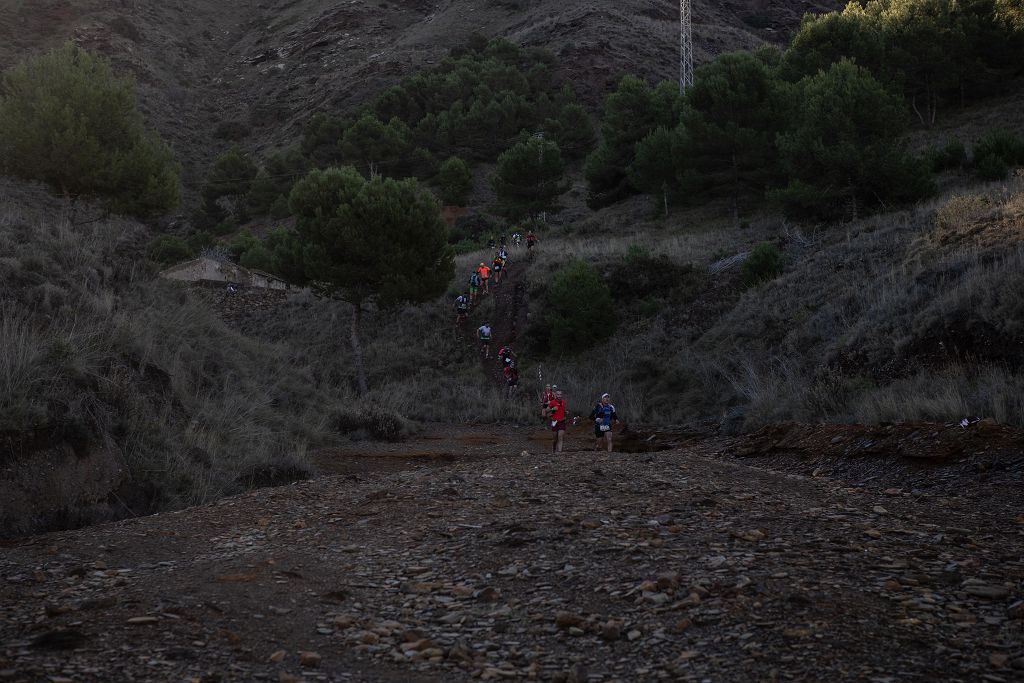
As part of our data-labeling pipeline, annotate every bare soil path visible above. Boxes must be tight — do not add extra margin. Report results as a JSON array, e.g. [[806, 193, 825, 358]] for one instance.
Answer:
[[2, 425, 1022, 682]]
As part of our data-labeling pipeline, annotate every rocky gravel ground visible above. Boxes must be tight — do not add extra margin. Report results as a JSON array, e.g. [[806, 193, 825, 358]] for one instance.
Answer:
[[1, 429, 1022, 682]]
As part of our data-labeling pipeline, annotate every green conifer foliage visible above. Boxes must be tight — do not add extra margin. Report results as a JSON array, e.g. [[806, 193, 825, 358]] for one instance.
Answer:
[[0, 43, 179, 217]]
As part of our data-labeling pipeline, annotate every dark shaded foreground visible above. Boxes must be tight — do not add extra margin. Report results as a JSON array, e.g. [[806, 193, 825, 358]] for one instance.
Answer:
[[1, 428, 1022, 682]]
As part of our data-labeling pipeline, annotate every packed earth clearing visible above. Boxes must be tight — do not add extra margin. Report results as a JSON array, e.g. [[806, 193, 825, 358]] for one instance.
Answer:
[[2, 427, 1022, 682]]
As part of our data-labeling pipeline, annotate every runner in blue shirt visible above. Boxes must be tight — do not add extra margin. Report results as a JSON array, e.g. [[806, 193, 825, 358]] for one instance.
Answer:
[[590, 393, 619, 452]]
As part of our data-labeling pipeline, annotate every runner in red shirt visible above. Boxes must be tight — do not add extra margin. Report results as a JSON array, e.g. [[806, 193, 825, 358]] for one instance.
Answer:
[[540, 384, 554, 419], [526, 231, 538, 255], [545, 388, 568, 453]]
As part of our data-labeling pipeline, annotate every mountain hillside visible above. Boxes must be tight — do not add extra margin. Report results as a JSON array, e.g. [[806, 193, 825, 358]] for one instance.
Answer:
[[0, 0, 842, 181]]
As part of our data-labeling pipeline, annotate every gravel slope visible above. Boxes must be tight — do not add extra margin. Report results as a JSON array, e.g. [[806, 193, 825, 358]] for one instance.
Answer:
[[2, 431, 1021, 682]]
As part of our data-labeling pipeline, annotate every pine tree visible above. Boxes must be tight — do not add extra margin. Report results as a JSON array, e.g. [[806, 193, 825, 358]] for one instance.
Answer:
[[436, 156, 473, 206], [548, 103, 597, 160], [201, 146, 259, 222], [629, 126, 685, 217], [681, 51, 785, 223], [301, 112, 347, 165], [289, 168, 454, 394], [492, 137, 567, 220], [0, 43, 179, 217], [340, 114, 413, 176], [585, 76, 680, 205], [781, 8, 888, 84], [246, 149, 310, 216], [773, 60, 933, 221]]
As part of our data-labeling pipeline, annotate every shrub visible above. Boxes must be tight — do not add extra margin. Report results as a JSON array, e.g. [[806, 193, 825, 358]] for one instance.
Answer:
[[333, 404, 414, 442], [201, 146, 259, 221], [606, 249, 701, 302], [975, 153, 1010, 181], [146, 236, 194, 266], [240, 244, 275, 272], [541, 261, 616, 354], [741, 243, 784, 287], [227, 230, 259, 260], [213, 120, 250, 141], [927, 138, 967, 172], [185, 230, 215, 254], [935, 194, 993, 233], [269, 195, 291, 219], [0, 44, 180, 217], [212, 216, 238, 237], [974, 129, 1024, 162], [449, 214, 498, 245], [972, 129, 1024, 180]]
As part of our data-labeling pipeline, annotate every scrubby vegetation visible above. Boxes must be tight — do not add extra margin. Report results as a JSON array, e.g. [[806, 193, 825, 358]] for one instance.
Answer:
[[530, 261, 616, 355], [741, 243, 785, 288], [522, 177, 1024, 429], [0, 185, 312, 534]]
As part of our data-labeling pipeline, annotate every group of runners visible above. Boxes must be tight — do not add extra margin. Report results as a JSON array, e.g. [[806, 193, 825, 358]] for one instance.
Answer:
[[452, 230, 539, 397], [452, 228, 622, 449], [541, 385, 620, 453], [454, 229, 538, 331]]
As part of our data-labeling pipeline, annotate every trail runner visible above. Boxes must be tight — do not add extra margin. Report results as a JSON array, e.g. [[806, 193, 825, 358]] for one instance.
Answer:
[[540, 384, 554, 420], [492, 254, 504, 285], [478, 262, 492, 294], [504, 362, 520, 397], [526, 230, 537, 253], [590, 393, 619, 452], [468, 271, 482, 304], [454, 294, 470, 329], [478, 323, 492, 359], [546, 388, 568, 453]]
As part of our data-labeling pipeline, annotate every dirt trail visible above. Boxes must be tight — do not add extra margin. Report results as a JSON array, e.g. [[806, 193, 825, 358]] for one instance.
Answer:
[[469, 248, 532, 384]]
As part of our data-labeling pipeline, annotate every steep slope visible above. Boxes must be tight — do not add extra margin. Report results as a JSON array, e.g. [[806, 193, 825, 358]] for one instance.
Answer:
[[0, 0, 843, 182]]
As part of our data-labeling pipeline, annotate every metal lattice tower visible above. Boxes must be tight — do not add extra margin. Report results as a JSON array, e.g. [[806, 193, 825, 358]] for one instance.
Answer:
[[679, 0, 694, 94]]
